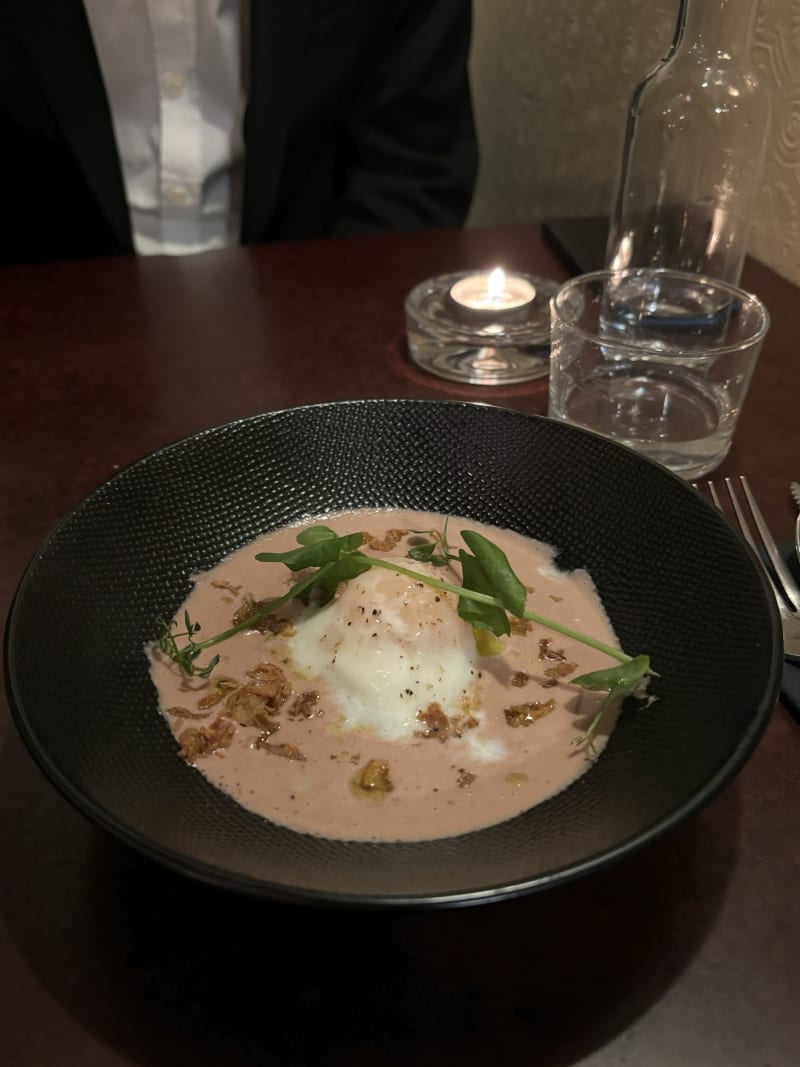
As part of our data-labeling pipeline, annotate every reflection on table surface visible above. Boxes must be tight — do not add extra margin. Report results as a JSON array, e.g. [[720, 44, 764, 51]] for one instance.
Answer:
[[1, 223, 799, 1066]]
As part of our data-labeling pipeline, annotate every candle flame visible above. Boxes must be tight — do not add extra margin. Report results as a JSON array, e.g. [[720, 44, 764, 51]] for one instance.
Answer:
[[487, 267, 506, 301]]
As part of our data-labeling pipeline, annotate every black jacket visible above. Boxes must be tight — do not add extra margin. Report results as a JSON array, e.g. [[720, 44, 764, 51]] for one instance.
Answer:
[[0, 0, 477, 264]]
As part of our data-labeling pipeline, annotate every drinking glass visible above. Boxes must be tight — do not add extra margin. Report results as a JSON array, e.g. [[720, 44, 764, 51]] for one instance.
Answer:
[[548, 269, 770, 480]]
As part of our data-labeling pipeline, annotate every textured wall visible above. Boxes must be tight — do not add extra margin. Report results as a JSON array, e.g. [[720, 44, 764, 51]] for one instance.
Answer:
[[750, 0, 800, 280], [468, 0, 800, 285]]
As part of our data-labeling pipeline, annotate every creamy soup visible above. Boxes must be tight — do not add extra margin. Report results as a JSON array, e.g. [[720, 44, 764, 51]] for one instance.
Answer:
[[148, 510, 622, 841]]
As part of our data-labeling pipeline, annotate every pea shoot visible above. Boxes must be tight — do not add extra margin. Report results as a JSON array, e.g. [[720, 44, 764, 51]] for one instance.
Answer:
[[156, 524, 654, 751]]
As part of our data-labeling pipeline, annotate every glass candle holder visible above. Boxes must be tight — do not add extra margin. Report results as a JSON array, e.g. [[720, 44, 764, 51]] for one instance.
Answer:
[[405, 269, 558, 385]]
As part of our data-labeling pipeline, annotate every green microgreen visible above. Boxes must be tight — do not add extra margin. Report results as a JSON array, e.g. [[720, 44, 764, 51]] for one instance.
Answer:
[[569, 655, 653, 754], [155, 564, 330, 677], [156, 524, 655, 748], [407, 519, 456, 567], [156, 609, 222, 678]]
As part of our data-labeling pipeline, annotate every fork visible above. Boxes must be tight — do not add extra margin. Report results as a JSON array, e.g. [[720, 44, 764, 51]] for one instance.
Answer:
[[701, 476, 800, 662]]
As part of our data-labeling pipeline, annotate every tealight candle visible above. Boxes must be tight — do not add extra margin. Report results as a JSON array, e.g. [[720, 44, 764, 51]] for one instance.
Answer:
[[404, 267, 558, 386], [447, 266, 537, 324]]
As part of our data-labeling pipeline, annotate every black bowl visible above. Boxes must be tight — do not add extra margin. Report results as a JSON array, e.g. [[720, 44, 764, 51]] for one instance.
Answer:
[[4, 400, 781, 907]]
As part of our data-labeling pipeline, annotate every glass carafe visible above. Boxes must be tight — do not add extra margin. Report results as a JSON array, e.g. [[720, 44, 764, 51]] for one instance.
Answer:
[[606, 0, 770, 285]]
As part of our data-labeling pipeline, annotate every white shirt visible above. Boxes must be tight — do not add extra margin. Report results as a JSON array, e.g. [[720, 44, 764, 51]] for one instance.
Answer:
[[83, 0, 247, 256]]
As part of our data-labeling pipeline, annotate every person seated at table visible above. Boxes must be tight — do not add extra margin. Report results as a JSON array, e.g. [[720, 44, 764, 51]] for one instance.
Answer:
[[0, 0, 477, 264]]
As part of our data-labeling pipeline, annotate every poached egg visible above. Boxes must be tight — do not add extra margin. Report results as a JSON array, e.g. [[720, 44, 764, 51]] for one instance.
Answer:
[[288, 559, 478, 740]]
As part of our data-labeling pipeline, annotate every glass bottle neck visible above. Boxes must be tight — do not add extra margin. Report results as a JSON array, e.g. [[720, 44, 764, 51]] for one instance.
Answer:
[[671, 0, 758, 61]]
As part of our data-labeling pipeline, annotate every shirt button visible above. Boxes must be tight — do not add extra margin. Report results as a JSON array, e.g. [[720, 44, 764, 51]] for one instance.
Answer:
[[161, 71, 187, 97], [165, 183, 194, 206]]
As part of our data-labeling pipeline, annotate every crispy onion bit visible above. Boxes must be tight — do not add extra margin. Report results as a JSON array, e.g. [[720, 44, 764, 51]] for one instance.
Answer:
[[504, 700, 556, 727]]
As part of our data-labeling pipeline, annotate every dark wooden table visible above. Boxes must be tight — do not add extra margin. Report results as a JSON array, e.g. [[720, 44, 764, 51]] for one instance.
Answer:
[[1, 224, 798, 1066]]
